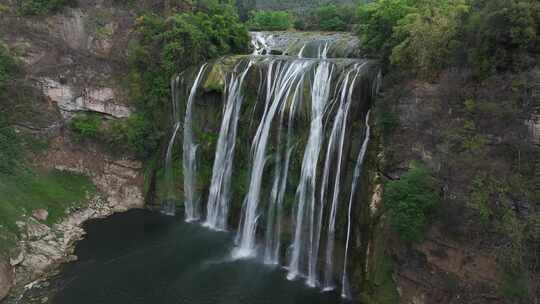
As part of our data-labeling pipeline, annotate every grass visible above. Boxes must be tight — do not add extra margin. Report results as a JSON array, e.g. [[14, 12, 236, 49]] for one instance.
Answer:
[[0, 169, 96, 254]]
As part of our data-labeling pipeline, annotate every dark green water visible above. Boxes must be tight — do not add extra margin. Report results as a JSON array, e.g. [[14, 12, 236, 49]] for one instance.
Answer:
[[52, 210, 344, 304]]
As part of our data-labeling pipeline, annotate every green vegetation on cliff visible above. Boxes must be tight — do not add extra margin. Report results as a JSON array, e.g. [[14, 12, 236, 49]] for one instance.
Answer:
[[123, 2, 249, 159], [0, 42, 95, 255], [0, 45, 19, 91], [298, 3, 356, 31], [245, 3, 356, 31], [247, 10, 292, 31], [384, 164, 439, 243], [0, 169, 96, 252], [358, 0, 540, 78]]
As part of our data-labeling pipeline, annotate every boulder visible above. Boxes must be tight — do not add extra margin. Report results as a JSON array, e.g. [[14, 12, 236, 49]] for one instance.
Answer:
[[41, 78, 131, 119], [32, 209, 49, 222]]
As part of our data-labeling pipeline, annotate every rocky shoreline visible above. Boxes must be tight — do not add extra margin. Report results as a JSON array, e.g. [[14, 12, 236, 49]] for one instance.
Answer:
[[0, 194, 143, 303]]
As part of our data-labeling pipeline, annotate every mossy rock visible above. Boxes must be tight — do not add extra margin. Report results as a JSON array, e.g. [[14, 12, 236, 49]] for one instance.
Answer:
[[202, 56, 246, 93], [202, 64, 225, 93]]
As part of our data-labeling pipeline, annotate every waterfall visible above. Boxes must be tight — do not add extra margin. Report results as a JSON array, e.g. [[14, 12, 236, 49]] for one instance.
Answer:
[[204, 60, 253, 230], [287, 60, 334, 285], [263, 74, 305, 265], [182, 64, 208, 222], [322, 63, 365, 290], [251, 32, 271, 55], [167, 31, 379, 296], [234, 60, 312, 259], [162, 75, 182, 216], [341, 111, 371, 299], [297, 44, 306, 58]]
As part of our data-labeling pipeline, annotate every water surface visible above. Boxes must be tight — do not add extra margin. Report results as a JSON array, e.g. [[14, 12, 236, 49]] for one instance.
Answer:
[[52, 210, 344, 304]]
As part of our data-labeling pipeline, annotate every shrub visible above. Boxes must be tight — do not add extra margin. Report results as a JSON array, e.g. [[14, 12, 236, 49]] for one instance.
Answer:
[[17, 0, 74, 16], [500, 267, 529, 300], [69, 114, 102, 139], [384, 164, 439, 243], [297, 4, 356, 31], [390, 1, 470, 80], [247, 10, 291, 31], [0, 44, 19, 91], [314, 4, 353, 31], [106, 114, 162, 159], [377, 110, 399, 137], [357, 0, 416, 60], [0, 124, 22, 175]]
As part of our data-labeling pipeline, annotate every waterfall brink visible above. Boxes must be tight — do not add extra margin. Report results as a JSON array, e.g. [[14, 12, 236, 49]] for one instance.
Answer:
[[341, 111, 371, 299], [234, 59, 312, 259], [183, 64, 208, 222], [252, 32, 271, 55], [204, 60, 253, 230]]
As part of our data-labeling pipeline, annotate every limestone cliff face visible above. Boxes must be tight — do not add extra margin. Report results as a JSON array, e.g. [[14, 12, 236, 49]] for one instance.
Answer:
[[366, 67, 540, 304], [40, 135, 145, 211], [0, 2, 147, 300], [1, 4, 135, 120], [0, 1, 146, 200]]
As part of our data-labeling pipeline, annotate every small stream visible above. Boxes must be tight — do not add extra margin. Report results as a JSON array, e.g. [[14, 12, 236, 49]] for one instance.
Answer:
[[48, 210, 344, 304]]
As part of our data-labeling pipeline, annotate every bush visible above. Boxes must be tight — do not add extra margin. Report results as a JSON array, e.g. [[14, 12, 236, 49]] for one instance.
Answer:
[[0, 124, 22, 175], [70, 114, 102, 140], [0, 44, 19, 91], [17, 0, 74, 16], [247, 10, 292, 31], [384, 164, 439, 243], [106, 114, 162, 159], [296, 4, 356, 31], [357, 0, 416, 60], [314, 4, 353, 31]]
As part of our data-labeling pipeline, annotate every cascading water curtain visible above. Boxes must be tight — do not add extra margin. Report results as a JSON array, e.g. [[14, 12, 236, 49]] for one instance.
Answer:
[[169, 44, 379, 297]]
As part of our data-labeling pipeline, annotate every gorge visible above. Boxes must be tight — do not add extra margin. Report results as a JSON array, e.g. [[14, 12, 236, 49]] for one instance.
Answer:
[[1, 1, 539, 304]]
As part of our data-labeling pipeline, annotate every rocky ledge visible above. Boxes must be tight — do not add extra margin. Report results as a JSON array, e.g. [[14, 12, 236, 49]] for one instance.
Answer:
[[0, 194, 141, 303]]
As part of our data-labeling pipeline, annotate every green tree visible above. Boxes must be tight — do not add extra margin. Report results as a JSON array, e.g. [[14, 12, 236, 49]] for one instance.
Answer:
[[315, 4, 353, 31], [384, 164, 440, 243], [357, 0, 416, 60], [17, 0, 74, 15], [247, 10, 292, 31], [390, 1, 469, 80], [466, 0, 540, 76]]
